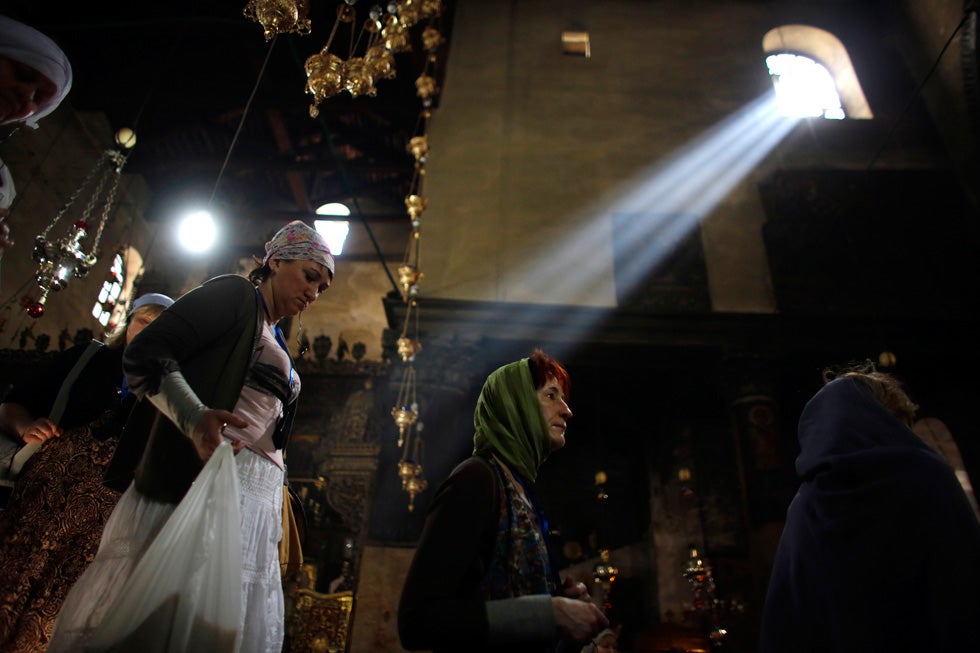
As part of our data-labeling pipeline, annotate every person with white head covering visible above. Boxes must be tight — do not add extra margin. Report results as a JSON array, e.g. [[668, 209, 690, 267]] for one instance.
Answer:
[[50, 221, 334, 653], [0, 15, 72, 129], [0, 14, 73, 256], [0, 291, 172, 652]]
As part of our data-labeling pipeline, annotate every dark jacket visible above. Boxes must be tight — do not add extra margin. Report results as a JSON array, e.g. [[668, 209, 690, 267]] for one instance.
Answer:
[[108, 274, 294, 503], [759, 377, 980, 653]]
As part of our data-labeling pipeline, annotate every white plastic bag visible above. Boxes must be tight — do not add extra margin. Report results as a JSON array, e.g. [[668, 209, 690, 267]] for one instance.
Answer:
[[85, 442, 243, 653]]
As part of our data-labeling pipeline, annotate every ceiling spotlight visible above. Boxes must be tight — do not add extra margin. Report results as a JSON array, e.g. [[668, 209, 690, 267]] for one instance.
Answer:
[[177, 210, 217, 253]]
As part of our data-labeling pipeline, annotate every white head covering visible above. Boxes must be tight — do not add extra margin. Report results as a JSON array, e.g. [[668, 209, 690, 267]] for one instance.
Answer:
[[0, 15, 73, 127]]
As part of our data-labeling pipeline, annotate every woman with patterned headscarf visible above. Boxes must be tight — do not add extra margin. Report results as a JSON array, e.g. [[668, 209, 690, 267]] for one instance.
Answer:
[[399, 351, 608, 652], [0, 14, 73, 252], [49, 221, 335, 653]]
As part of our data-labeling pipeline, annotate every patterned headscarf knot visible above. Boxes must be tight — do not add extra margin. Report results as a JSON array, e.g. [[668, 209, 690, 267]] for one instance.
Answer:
[[262, 220, 335, 278]]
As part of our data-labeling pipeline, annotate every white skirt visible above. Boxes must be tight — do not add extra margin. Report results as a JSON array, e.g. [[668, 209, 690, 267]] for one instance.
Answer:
[[48, 448, 285, 653]]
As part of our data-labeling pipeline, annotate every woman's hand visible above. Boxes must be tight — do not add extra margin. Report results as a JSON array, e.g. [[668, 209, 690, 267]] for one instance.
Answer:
[[560, 575, 590, 601], [21, 417, 62, 444], [552, 596, 608, 643], [190, 409, 248, 461]]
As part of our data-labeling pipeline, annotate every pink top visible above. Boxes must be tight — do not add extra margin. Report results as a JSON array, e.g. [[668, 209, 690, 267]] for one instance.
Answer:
[[223, 320, 300, 470]]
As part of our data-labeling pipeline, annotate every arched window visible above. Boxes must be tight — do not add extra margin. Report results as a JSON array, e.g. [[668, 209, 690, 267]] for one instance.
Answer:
[[763, 25, 873, 120], [91, 245, 144, 329]]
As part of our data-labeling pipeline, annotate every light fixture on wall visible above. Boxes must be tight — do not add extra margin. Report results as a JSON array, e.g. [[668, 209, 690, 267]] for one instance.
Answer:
[[561, 31, 591, 58]]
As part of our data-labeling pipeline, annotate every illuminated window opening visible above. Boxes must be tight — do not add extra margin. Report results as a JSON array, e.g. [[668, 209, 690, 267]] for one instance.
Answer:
[[91, 246, 143, 329], [767, 53, 844, 119], [315, 202, 351, 255], [763, 25, 873, 120]]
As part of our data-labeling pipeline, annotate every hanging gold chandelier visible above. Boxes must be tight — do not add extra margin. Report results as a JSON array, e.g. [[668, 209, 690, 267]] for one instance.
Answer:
[[303, 0, 445, 116]]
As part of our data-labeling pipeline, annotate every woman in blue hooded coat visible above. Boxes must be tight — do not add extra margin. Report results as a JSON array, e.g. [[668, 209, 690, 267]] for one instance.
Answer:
[[759, 369, 980, 652]]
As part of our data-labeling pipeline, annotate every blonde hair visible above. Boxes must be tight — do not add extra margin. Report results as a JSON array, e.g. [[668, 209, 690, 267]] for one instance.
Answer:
[[823, 362, 919, 426], [104, 303, 166, 349]]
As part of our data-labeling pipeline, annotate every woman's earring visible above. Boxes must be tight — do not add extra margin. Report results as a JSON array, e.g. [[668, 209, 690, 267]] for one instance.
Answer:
[[296, 311, 309, 357]]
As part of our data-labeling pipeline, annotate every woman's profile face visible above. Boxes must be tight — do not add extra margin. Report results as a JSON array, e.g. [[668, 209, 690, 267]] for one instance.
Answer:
[[536, 373, 572, 452], [0, 56, 57, 124]]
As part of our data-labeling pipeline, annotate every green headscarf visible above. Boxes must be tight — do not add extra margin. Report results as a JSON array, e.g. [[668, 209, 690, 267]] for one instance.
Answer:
[[472, 358, 550, 483]]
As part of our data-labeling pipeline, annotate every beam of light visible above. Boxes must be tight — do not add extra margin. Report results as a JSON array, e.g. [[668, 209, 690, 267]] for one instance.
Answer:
[[465, 93, 798, 360]]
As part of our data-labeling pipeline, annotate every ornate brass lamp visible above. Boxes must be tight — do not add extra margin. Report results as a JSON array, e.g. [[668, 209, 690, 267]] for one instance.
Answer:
[[243, 0, 311, 40], [396, 262, 423, 300], [405, 194, 427, 221], [391, 363, 418, 447], [396, 299, 422, 362], [301, 0, 445, 112], [402, 468, 427, 511], [397, 446, 428, 512], [593, 549, 619, 584], [27, 148, 129, 318]]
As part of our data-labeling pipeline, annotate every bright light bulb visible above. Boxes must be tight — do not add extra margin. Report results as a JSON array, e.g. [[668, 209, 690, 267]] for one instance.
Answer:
[[177, 210, 217, 253]]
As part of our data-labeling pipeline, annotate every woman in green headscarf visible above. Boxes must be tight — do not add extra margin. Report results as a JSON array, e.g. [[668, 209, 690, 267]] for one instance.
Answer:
[[399, 350, 608, 653]]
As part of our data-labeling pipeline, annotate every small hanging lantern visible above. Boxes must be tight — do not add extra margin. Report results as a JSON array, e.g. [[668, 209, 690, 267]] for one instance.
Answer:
[[391, 364, 418, 447], [420, 0, 444, 19], [397, 263, 423, 300], [592, 548, 619, 588], [421, 26, 444, 52], [305, 50, 345, 117], [396, 298, 422, 362], [405, 194, 427, 221], [415, 73, 438, 101], [27, 148, 128, 318], [243, 0, 311, 41], [408, 135, 428, 167], [398, 420, 427, 511], [381, 14, 411, 53]]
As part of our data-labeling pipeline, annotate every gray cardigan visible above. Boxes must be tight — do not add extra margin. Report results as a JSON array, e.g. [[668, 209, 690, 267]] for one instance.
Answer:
[[109, 274, 294, 503]]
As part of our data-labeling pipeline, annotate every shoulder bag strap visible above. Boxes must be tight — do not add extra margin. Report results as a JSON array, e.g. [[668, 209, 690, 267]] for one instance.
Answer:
[[9, 340, 105, 476]]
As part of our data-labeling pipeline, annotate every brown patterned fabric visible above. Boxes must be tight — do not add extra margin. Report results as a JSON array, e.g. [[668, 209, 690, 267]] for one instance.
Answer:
[[0, 408, 123, 652]]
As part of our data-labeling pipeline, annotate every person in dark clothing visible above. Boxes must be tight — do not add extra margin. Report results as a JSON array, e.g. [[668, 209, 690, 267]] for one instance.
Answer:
[[759, 367, 980, 652], [0, 292, 172, 652], [399, 350, 608, 652]]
